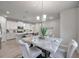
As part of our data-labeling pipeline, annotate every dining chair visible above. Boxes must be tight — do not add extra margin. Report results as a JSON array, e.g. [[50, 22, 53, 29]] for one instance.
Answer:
[[50, 38, 62, 54], [18, 40, 42, 58], [50, 39, 78, 58], [16, 35, 31, 47]]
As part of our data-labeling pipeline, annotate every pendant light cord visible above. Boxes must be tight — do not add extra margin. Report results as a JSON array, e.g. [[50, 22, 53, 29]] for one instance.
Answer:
[[41, 0, 43, 27]]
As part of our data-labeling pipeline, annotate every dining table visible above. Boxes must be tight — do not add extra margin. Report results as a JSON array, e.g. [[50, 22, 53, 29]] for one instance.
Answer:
[[22, 36, 62, 58]]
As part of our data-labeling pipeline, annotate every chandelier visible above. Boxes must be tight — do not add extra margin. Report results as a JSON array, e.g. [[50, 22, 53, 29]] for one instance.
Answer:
[[36, 0, 47, 22]]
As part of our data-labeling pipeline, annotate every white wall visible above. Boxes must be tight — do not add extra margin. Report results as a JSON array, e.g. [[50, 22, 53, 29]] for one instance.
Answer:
[[77, 7, 79, 52], [0, 16, 7, 41], [43, 20, 60, 37], [60, 8, 77, 46], [7, 20, 17, 30], [77, 7, 79, 42], [33, 23, 41, 33], [34, 20, 60, 37]]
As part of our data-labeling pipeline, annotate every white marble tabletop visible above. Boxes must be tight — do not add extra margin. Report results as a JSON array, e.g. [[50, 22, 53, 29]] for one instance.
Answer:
[[22, 36, 62, 54]]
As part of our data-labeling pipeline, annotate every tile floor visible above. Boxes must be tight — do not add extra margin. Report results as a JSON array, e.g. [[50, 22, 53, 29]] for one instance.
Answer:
[[0, 39, 22, 58]]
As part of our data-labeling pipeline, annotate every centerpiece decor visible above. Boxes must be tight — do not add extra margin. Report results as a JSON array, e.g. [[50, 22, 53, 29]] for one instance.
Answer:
[[40, 27, 48, 39]]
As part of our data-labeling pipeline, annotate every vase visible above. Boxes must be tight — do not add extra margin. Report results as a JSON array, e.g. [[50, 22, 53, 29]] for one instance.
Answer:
[[39, 35, 45, 39]]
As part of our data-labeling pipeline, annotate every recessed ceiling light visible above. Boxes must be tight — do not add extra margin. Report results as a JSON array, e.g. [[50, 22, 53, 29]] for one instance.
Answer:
[[6, 11, 10, 14], [36, 16, 40, 20]]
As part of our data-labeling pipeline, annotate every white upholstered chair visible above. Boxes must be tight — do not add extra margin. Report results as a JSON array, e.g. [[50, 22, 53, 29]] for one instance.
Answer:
[[16, 33, 32, 47], [67, 40, 78, 58], [50, 39, 78, 58], [19, 40, 42, 58]]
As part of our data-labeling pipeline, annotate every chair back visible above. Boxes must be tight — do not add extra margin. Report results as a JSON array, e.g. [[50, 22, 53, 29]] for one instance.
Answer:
[[67, 40, 78, 58], [51, 38, 62, 53], [19, 40, 31, 58]]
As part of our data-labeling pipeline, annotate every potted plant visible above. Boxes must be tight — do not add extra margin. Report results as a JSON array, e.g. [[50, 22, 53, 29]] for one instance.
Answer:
[[40, 27, 48, 39]]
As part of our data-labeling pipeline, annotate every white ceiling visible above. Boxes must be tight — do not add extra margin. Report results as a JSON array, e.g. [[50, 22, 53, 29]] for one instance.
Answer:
[[0, 1, 78, 23]]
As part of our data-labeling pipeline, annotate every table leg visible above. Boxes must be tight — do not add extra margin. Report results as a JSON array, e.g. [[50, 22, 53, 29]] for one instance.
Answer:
[[42, 49, 50, 58], [36, 46, 50, 58]]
